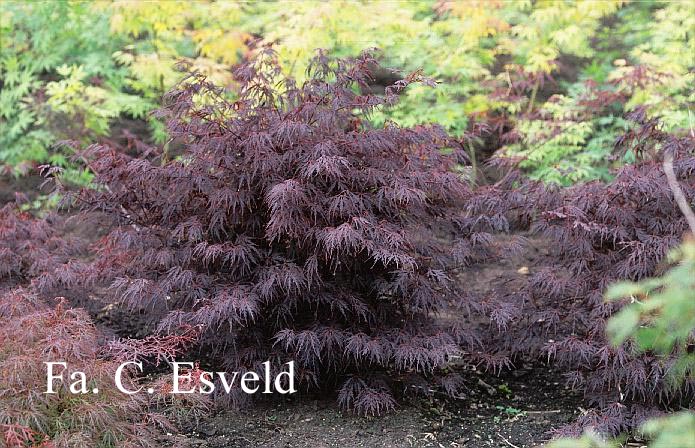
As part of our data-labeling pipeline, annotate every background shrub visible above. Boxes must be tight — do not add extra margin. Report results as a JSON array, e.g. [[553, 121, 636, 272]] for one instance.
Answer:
[[0, 203, 84, 293], [0, 0, 247, 182], [480, 117, 695, 435], [2, 1, 691, 186]]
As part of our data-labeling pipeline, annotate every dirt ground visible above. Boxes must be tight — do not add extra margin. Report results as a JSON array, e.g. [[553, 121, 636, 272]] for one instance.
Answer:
[[167, 364, 583, 448]]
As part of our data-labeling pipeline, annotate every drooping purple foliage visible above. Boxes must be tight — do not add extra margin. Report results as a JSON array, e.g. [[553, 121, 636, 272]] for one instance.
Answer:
[[0, 201, 209, 446], [44, 49, 523, 414], [0, 204, 84, 294], [479, 113, 695, 436]]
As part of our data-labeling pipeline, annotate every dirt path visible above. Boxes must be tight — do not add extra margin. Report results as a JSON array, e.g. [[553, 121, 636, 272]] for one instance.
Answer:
[[168, 365, 581, 448]]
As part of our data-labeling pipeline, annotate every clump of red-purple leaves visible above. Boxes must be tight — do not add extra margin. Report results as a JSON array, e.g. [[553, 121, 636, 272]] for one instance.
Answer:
[[0, 202, 205, 446], [45, 49, 525, 414], [477, 112, 695, 436], [0, 204, 83, 293]]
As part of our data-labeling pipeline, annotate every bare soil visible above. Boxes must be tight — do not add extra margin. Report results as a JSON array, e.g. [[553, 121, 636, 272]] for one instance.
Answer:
[[0, 173, 44, 204], [168, 365, 582, 448]]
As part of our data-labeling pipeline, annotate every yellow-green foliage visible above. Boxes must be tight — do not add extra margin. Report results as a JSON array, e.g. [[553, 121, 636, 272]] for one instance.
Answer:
[[547, 413, 695, 448], [606, 239, 695, 385], [0, 1, 125, 176], [498, 85, 630, 185], [499, 0, 624, 73], [107, 0, 249, 91], [494, 1, 694, 185], [621, 1, 695, 130], [0, 0, 250, 179], [0, 0, 692, 185], [243, 1, 497, 134]]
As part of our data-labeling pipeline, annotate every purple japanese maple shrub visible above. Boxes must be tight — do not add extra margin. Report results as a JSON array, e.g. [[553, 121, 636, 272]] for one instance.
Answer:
[[0, 204, 84, 294], [487, 114, 695, 435], [47, 49, 516, 414], [0, 288, 207, 447]]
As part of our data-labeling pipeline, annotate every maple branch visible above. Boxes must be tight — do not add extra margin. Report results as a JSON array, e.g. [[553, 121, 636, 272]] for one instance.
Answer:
[[663, 153, 695, 235]]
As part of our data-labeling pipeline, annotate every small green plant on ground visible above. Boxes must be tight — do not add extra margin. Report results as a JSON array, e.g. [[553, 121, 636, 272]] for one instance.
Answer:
[[547, 411, 695, 448], [497, 383, 512, 397], [494, 406, 526, 423]]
